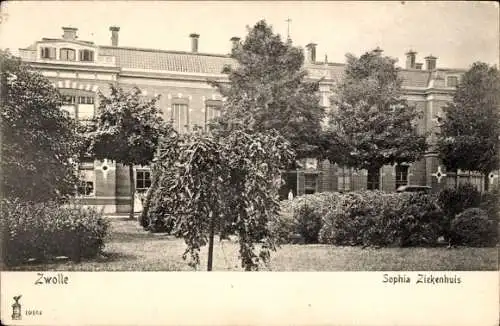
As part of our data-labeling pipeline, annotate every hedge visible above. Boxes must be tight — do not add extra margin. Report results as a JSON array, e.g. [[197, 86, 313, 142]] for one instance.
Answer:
[[450, 208, 497, 247], [2, 199, 110, 265], [274, 192, 342, 244], [316, 191, 443, 247]]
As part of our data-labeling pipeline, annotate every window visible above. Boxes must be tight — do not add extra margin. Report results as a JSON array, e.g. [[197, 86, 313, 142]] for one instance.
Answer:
[[136, 170, 151, 192], [447, 76, 459, 88], [79, 49, 94, 62], [78, 96, 95, 104], [40, 47, 56, 59], [367, 168, 380, 190], [77, 169, 94, 196], [77, 181, 94, 196], [395, 164, 409, 189], [171, 103, 189, 133], [205, 105, 221, 128], [63, 95, 77, 105], [60, 48, 76, 61], [304, 174, 318, 194], [61, 90, 96, 121], [338, 166, 351, 192]]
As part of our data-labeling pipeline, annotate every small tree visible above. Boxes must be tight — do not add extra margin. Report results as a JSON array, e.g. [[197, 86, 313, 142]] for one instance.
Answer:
[[144, 128, 294, 271], [211, 20, 325, 160], [0, 50, 81, 202], [330, 49, 427, 187], [87, 85, 171, 219], [436, 62, 500, 190]]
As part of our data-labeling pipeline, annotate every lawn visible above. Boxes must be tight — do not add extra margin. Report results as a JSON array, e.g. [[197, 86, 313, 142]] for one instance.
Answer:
[[7, 219, 499, 271]]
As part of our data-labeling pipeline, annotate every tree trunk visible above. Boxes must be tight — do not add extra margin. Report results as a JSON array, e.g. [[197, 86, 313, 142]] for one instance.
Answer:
[[129, 164, 135, 220], [207, 210, 215, 271], [455, 169, 459, 189], [484, 172, 490, 192], [139, 169, 159, 227]]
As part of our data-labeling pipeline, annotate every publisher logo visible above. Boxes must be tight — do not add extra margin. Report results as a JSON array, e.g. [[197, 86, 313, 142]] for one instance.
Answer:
[[12, 295, 22, 320]]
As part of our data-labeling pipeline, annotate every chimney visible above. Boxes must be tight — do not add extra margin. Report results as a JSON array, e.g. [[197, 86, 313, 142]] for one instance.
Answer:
[[230, 37, 240, 53], [415, 63, 423, 70], [305, 43, 317, 63], [425, 55, 437, 70], [62, 27, 78, 41], [405, 50, 417, 69], [190, 33, 199, 53], [110, 26, 120, 46]]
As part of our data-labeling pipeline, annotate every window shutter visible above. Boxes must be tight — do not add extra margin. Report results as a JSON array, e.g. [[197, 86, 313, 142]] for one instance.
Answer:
[[50, 47, 56, 59]]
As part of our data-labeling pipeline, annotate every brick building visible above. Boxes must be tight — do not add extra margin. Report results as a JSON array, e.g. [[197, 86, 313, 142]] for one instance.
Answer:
[[18, 26, 500, 213]]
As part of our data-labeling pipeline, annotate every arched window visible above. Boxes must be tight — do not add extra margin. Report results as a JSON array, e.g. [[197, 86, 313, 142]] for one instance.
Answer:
[[40, 47, 56, 59], [60, 48, 76, 61], [79, 49, 94, 62]]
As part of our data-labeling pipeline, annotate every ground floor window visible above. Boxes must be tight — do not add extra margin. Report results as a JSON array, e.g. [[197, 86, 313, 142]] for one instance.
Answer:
[[367, 168, 380, 190], [172, 103, 189, 133], [395, 164, 409, 189], [338, 166, 351, 192], [136, 170, 152, 193], [304, 173, 318, 194], [77, 169, 95, 196]]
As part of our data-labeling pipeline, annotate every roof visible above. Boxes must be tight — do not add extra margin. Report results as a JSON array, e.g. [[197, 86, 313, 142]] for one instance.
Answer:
[[399, 69, 431, 88], [19, 37, 463, 89], [98, 46, 236, 74], [41, 38, 95, 46]]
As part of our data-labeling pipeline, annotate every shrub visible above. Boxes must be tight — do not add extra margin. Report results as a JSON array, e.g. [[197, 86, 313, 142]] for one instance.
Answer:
[[437, 183, 482, 218], [269, 209, 297, 244], [480, 188, 499, 221], [293, 192, 341, 243], [318, 191, 443, 247], [392, 193, 442, 246], [2, 199, 110, 265], [437, 183, 483, 242], [450, 208, 497, 247], [276, 192, 341, 244], [294, 203, 322, 244], [319, 191, 387, 246]]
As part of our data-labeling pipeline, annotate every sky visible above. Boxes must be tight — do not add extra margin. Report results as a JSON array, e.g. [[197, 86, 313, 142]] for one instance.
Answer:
[[0, 1, 498, 69]]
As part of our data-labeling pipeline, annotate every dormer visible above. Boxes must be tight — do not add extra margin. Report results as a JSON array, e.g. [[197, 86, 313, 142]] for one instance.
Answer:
[[38, 42, 97, 63], [34, 27, 97, 63]]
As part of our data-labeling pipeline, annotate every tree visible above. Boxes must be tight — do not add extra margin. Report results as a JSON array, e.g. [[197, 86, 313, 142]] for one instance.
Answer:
[[0, 50, 81, 202], [329, 49, 427, 188], [436, 62, 500, 190], [86, 85, 171, 219], [210, 20, 325, 160], [143, 128, 294, 271]]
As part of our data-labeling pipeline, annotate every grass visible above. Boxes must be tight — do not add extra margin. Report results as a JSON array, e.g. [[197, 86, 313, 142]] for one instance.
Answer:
[[7, 219, 499, 271]]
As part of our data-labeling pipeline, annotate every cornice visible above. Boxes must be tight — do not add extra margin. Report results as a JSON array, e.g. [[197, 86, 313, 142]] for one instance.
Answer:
[[26, 61, 120, 74]]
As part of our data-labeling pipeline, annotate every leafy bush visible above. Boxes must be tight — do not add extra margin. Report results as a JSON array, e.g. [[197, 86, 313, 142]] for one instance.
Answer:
[[437, 183, 482, 218], [319, 191, 382, 246], [450, 208, 497, 247], [318, 191, 443, 247], [294, 203, 322, 244], [269, 209, 297, 244], [480, 188, 499, 221], [293, 193, 341, 243], [392, 193, 442, 246], [275, 192, 341, 244], [437, 183, 484, 242], [2, 199, 109, 265]]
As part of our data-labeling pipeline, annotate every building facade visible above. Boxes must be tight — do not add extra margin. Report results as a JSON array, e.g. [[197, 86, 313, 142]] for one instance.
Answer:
[[18, 26, 500, 213]]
